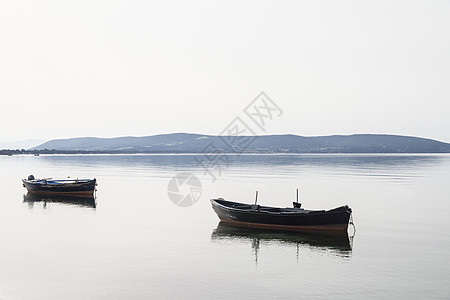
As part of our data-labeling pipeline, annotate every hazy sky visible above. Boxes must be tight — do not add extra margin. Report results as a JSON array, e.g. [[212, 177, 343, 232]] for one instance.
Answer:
[[1, 0, 449, 142]]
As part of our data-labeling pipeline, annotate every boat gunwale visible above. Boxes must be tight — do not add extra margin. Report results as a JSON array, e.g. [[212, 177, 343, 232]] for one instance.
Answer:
[[22, 179, 96, 184]]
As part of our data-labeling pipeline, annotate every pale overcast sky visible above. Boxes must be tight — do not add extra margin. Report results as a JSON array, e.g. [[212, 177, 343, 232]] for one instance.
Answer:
[[1, 0, 449, 142]]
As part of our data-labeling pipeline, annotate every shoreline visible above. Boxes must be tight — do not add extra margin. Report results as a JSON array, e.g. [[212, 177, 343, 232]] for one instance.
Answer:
[[2, 150, 450, 156]]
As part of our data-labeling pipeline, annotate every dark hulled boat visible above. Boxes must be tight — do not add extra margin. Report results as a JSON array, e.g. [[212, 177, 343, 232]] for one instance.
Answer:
[[22, 175, 97, 196], [210, 198, 352, 233]]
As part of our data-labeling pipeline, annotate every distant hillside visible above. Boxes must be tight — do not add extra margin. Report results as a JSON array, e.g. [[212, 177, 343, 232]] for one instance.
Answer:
[[32, 133, 450, 153]]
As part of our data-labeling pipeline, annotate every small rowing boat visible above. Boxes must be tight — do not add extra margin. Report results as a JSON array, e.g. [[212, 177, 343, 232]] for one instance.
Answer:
[[22, 175, 97, 196], [210, 193, 353, 233]]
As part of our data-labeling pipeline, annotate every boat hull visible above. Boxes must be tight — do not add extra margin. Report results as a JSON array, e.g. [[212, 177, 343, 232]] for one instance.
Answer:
[[211, 199, 352, 233], [22, 179, 96, 196]]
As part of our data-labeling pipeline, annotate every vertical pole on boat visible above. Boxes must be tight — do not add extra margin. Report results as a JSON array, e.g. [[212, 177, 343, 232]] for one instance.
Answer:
[[293, 188, 301, 209], [255, 191, 258, 205]]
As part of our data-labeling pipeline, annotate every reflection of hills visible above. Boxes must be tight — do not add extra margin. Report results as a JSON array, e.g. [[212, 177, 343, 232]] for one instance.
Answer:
[[23, 193, 96, 208], [37, 154, 445, 185], [211, 222, 353, 262], [39, 153, 445, 170]]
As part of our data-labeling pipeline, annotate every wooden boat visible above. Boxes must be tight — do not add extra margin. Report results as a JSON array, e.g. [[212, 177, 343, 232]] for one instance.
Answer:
[[22, 175, 97, 196], [210, 197, 353, 233]]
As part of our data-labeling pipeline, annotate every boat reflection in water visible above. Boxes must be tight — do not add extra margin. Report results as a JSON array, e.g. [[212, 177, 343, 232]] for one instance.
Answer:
[[23, 193, 96, 209], [211, 222, 354, 265]]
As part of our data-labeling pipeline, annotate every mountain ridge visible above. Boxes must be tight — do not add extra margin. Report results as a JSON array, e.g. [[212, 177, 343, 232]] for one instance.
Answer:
[[31, 133, 450, 153]]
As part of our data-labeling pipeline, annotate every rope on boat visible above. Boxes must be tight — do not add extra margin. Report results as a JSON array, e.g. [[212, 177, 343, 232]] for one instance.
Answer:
[[349, 213, 356, 234]]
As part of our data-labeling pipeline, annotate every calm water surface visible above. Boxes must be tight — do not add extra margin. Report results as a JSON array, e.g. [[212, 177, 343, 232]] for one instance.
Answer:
[[0, 154, 449, 299]]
